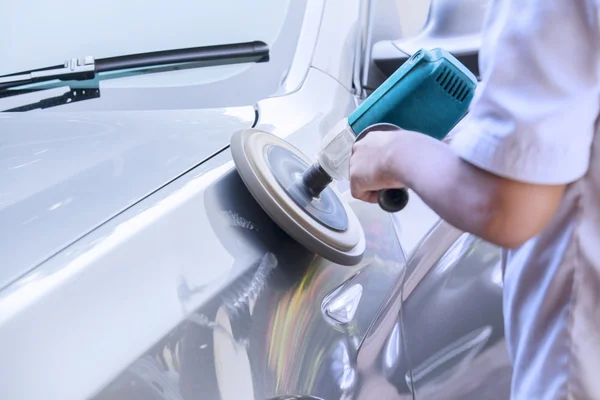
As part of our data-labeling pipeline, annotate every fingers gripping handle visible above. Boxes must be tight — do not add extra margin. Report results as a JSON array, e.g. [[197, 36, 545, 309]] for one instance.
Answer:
[[355, 123, 409, 213]]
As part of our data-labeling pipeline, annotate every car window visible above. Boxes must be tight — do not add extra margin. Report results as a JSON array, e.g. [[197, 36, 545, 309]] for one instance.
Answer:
[[0, 0, 305, 111]]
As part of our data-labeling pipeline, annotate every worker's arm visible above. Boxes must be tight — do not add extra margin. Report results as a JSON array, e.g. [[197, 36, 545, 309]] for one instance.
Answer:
[[350, 0, 600, 248], [350, 129, 564, 248]]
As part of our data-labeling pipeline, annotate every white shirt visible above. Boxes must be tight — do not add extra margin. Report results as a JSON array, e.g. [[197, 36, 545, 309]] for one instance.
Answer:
[[449, 0, 600, 398]]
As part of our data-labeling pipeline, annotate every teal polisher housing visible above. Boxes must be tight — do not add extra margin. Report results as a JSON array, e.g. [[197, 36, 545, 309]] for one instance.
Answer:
[[349, 48, 478, 138], [348, 48, 478, 212]]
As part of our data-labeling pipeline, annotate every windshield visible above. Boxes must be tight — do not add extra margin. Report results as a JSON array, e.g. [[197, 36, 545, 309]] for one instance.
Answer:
[[1, 0, 303, 111]]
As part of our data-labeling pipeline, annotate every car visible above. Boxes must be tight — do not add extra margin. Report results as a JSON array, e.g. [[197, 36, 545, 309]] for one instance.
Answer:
[[0, 0, 509, 399]]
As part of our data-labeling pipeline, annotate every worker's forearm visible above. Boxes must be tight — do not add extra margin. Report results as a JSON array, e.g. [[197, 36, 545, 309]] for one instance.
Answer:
[[387, 131, 565, 248], [390, 132, 503, 242]]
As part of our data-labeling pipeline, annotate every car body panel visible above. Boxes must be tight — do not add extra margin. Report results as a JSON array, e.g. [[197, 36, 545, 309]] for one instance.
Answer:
[[399, 223, 510, 399], [90, 173, 411, 400], [0, 151, 242, 400], [0, 66, 410, 400], [0, 107, 255, 291]]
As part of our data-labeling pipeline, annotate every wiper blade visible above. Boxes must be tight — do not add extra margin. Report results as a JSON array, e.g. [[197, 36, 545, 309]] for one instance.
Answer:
[[3, 87, 100, 112], [0, 40, 269, 91]]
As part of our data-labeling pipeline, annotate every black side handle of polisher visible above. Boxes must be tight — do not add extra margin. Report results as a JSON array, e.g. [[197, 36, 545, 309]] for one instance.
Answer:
[[378, 187, 409, 213]]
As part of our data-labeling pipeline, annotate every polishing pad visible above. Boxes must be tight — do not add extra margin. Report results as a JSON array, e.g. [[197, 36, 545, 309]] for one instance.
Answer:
[[230, 128, 365, 266]]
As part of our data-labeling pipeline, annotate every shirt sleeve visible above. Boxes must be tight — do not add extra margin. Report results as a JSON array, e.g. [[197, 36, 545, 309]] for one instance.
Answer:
[[449, 0, 600, 185]]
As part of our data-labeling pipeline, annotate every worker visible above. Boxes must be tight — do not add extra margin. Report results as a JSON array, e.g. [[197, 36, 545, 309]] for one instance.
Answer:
[[349, 0, 600, 398]]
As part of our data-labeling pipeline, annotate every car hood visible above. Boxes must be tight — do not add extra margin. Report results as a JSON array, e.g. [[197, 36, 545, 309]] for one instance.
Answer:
[[0, 107, 255, 290]]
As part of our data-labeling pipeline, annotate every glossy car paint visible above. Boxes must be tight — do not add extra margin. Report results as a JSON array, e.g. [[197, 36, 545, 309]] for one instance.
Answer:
[[0, 108, 255, 290], [394, 223, 510, 399], [0, 0, 508, 399]]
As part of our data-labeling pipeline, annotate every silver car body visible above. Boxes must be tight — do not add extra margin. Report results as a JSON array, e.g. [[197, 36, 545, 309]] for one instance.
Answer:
[[0, 0, 510, 398]]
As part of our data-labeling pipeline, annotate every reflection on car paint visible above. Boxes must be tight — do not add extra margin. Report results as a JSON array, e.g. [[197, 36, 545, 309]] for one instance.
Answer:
[[383, 322, 402, 374], [433, 232, 472, 277], [90, 188, 509, 400], [406, 325, 493, 390], [400, 226, 511, 399], [92, 166, 409, 400]]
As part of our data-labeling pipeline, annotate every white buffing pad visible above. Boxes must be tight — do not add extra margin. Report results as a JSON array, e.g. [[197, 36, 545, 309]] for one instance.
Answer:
[[230, 128, 365, 266]]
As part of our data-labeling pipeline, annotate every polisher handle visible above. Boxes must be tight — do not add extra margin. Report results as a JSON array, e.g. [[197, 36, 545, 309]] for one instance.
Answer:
[[378, 188, 409, 213]]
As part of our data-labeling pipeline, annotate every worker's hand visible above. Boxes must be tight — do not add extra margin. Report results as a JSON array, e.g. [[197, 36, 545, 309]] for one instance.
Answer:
[[349, 128, 406, 203]]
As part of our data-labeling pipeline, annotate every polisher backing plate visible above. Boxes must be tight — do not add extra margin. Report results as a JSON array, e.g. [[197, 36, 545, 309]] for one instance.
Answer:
[[230, 128, 365, 266], [266, 145, 349, 232]]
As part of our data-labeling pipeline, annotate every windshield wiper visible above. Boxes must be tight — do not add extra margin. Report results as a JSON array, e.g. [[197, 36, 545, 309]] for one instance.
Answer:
[[3, 87, 100, 112], [0, 40, 269, 92]]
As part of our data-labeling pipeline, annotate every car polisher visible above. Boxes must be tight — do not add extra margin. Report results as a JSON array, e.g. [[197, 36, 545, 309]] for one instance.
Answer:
[[231, 48, 478, 266]]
